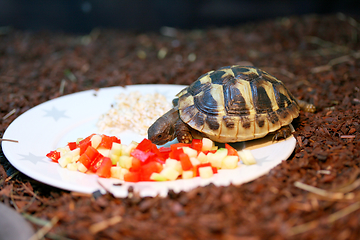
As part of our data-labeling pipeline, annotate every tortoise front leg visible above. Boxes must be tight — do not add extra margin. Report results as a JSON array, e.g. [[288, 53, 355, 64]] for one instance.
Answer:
[[272, 124, 295, 141], [175, 119, 193, 143]]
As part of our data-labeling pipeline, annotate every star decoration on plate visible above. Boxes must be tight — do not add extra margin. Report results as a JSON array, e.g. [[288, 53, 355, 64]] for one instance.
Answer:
[[18, 152, 47, 165], [43, 106, 69, 121]]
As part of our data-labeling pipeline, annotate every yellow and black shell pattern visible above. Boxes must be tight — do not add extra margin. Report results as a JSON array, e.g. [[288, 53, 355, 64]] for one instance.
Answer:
[[176, 65, 300, 142]]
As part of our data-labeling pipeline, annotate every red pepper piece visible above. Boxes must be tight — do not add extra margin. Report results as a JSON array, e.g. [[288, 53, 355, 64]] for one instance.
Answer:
[[135, 138, 153, 152], [225, 143, 238, 156], [179, 153, 193, 171], [148, 144, 166, 163], [131, 149, 155, 163], [78, 154, 91, 169], [46, 150, 61, 163], [110, 136, 121, 144], [78, 134, 95, 145], [89, 154, 105, 172], [202, 150, 217, 155], [78, 135, 94, 155], [84, 146, 99, 160], [96, 157, 112, 178], [158, 147, 171, 159], [191, 139, 203, 152], [150, 143, 161, 156], [67, 142, 77, 151], [79, 141, 91, 155], [149, 155, 166, 165], [124, 172, 140, 182], [140, 161, 163, 181], [170, 143, 191, 151], [129, 157, 142, 172], [169, 147, 184, 160], [79, 146, 100, 169], [98, 135, 121, 149]]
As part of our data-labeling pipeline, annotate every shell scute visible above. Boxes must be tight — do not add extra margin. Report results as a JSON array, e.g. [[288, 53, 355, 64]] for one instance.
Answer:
[[233, 67, 261, 82], [254, 114, 269, 138], [205, 115, 220, 130], [223, 115, 236, 129], [209, 70, 228, 84], [192, 84, 224, 116], [188, 79, 211, 96], [188, 112, 206, 130], [260, 70, 280, 84], [180, 104, 197, 123], [223, 77, 250, 116], [251, 82, 274, 114], [231, 66, 255, 77]]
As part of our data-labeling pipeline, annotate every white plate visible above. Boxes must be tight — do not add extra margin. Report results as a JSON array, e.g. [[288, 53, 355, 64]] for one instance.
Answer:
[[2, 85, 296, 197]]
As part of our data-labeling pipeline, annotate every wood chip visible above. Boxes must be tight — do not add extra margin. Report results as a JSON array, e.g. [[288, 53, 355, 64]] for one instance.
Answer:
[[2, 108, 16, 120], [289, 201, 360, 236], [89, 216, 122, 234], [340, 135, 355, 139], [294, 181, 344, 199], [0, 138, 19, 143]]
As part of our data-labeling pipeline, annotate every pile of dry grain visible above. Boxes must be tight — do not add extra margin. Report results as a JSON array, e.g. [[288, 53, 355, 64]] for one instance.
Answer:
[[97, 91, 171, 135]]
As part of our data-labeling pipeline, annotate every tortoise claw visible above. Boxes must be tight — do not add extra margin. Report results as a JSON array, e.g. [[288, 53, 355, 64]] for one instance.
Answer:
[[179, 134, 192, 144]]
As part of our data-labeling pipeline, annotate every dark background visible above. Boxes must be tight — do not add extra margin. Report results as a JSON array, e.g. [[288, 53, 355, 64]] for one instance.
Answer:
[[0, 0, 359, 33]]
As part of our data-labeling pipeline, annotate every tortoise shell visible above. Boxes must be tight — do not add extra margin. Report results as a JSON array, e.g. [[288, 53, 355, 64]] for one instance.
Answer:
[[175, 65, 300, 142]]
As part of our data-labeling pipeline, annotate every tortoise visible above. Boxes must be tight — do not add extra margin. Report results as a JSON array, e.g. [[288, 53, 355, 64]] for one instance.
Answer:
[[148, 65, 315, 145]]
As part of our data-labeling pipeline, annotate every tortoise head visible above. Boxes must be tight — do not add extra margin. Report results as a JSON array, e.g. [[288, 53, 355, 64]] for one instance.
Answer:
[[148, 108, 179, 145]]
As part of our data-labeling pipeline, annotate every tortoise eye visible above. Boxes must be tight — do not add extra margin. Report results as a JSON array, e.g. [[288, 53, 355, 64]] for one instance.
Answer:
[[157, 134, 162, 139]]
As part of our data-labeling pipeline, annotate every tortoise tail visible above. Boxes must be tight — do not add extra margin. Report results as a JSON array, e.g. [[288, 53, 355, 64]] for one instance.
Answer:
[[297, 99, 316, 113]]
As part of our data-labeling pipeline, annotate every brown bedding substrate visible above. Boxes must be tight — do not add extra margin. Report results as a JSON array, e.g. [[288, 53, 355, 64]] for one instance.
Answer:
[[1, 14, 360, 239]]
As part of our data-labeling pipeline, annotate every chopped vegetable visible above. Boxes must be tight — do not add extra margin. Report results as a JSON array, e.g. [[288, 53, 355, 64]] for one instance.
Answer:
[[195, 163, 215, 177], [78, 134, 94, 155], [182, 170, 194, 179], [160, 167, 180, 181], [135, 138, 153, 152], [202, 138, 215, 151], [124, 172, 140, 182], [225, 143, 238, 156], [79, 146, 100, 169], [95, 157, 112, 178], [130, 157, 141, 172], [221, 156, 239, 169], [131, 149, 155, 163], [67, 142, 77, 151], [47, 133, 255, 182], [207, 148, 228, 168], [99, 135, 121, 149], [238, 149, 257, 165], [179, 153, 193, 171], [191, 139, 202, 152], [90, 134, 102, 149], [158, 147, 171, 159], [46, 150, 61, 163], [139, 161, 163, 181], [198, 166, 214, 179], [169, 147, 184, 160]]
